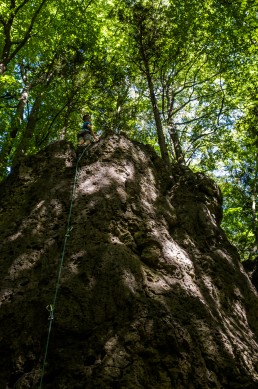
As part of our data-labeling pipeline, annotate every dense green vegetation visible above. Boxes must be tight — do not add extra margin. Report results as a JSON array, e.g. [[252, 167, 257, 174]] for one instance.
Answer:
[[0, 0, 257, 260]]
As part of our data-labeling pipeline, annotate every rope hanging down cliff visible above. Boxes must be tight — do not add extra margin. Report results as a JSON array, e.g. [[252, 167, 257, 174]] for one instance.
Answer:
[[39, 145, 89, 389]]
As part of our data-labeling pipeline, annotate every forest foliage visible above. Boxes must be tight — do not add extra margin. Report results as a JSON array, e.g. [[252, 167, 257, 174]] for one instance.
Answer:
[[0, 0, 257, 261]]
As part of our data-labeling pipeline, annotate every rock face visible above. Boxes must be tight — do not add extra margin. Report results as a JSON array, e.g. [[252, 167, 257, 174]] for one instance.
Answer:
[[1, 135, 258, 388]]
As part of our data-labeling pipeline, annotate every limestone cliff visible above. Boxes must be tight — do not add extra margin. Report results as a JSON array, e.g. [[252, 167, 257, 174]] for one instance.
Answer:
[[1, 135, 258, 388]]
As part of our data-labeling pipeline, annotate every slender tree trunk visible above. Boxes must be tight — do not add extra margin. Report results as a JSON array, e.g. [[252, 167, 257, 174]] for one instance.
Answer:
[[141, 58, 170, 166], [0, 85, 31, 177], [168, 122, 186, 164], [164, 89, 186, 164], [0, 19, 12, 75], [247, 106, 258, 260], [0, 63, 6, 74], [59, 101, 73, 140], [249, 153, 258, 259], [135, 13, 170, 166], [12, 94, 43, 165], [10, 84, 31, 139]]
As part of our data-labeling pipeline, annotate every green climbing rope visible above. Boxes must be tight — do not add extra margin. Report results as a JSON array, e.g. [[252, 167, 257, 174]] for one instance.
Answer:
[[39, 145, 89, 388]]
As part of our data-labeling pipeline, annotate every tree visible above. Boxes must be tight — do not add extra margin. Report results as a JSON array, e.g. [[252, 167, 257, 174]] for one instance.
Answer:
[[217, 103, 258, 261], [0, 0, 48, 74], [116, 0, 236, 166], [0, 0, 258, 262], [0, 0, 102, 176]]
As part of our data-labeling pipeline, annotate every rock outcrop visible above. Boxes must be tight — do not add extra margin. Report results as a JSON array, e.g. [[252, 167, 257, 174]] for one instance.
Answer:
[[1, 135, 258, 388]]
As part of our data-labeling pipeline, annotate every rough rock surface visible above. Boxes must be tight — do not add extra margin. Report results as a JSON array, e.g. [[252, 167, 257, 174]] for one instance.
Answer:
[[1, 135, 258, 388]]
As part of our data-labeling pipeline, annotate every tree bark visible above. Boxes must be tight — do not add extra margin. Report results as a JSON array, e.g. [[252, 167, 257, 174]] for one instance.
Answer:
[[12, 94, 43, 165], [134, 10, 170, 167], [0, 82, 32, 178], [168, 122, 186, 164], [249, 151, 258, 259], [140, 49, 170, 166], [145, 69, 170, 166]]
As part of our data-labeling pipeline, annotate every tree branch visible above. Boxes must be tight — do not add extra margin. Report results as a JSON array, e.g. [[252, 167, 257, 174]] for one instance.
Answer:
[[8, 0, 48, 63], [13, 0, 30, 16], [175, 114, 210, 126]]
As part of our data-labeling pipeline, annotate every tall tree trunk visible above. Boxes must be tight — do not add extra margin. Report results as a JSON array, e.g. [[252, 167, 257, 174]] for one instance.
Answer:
[[168, 122, 186, 164], [164, 89, 186, 165], [59, 101, 73, 140], [0, 85, 31, 177], [141, 56, 170, 166], [249, 152, 258, 259], [0, 20, 12, 75], [248, 107, 258, 260], [0, 63, 6, 74], [12, 94, 43, 165]]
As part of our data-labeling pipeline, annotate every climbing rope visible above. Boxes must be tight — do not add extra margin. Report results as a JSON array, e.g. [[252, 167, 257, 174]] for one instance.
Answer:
[[39, 145, 89, 388]]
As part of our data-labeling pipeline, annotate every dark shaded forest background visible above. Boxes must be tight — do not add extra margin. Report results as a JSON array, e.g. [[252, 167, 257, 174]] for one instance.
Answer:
[[0, 0, 257, 261]]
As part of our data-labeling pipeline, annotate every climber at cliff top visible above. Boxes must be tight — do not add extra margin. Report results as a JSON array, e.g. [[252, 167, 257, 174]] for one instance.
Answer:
[[77, 114, 99, 146]]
